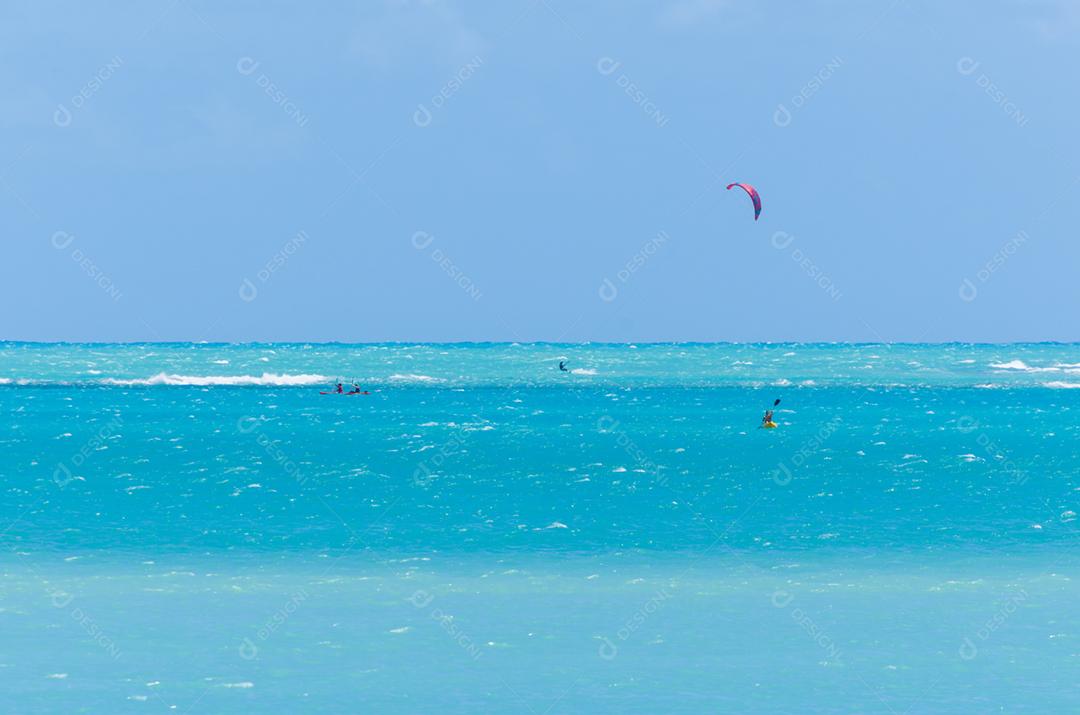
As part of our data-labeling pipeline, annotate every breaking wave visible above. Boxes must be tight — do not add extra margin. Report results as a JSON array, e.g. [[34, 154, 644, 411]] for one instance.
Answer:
[[101, 372, 328, 386], [1042, 381, 1080, 389]]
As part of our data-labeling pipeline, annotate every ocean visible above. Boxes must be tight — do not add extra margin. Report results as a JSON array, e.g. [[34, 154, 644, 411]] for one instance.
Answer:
[[2, 342, 1078, 713]]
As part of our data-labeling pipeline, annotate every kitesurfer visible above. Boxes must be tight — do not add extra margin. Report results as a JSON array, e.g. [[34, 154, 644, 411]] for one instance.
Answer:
[[559, 361, 569, 372]]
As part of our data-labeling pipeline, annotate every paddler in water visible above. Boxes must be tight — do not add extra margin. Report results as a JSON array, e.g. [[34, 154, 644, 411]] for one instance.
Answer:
[[334, 383, 344, 394], [761, 398, 781, 426]]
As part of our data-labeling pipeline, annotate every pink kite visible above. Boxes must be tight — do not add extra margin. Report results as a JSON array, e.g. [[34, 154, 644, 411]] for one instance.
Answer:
[[726, 182, 762, 221]]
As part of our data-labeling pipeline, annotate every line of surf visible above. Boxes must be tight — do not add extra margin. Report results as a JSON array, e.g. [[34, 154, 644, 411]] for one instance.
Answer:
[[100, 372, 329, 386]]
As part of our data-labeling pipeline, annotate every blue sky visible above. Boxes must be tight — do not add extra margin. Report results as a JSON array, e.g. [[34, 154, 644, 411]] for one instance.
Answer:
[[2, 0, 1078, 342]]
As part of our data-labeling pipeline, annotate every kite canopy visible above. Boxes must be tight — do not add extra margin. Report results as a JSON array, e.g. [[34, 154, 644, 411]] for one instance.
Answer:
[[726, 182, 762, 221]]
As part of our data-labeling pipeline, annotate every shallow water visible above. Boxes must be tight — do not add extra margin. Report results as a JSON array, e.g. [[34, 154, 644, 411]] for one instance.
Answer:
[[2, 343, 1079, 713]]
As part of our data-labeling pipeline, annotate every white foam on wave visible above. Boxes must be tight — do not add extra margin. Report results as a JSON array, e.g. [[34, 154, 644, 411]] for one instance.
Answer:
[[571, 368, 597, 375], [1043, 381, 1080, 389], [0, 378, 10, 385], [102, 372, 328, 386], [990, 360, 1059, 373], [388, 374, 442, 383]]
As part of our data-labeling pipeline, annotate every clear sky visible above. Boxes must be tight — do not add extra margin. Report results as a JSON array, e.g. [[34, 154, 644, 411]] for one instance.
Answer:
[[2, 1, 1077, 342]]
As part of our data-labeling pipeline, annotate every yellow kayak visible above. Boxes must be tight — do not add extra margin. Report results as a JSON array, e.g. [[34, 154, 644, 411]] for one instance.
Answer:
[[762, 421, 778, 429]]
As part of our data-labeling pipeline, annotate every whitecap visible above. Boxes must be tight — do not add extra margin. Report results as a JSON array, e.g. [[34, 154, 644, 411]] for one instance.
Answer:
[[991, 360, 1058, 373], [389, 374, 442, 383], [103, 372, 327, 387]]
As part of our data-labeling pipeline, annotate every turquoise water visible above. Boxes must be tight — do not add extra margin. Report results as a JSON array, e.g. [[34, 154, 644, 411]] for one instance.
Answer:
[[3, 343, 1079, 712]]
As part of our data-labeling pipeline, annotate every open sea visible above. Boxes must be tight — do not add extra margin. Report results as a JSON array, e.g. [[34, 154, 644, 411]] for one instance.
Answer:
[[2, 342, 1079, 713]]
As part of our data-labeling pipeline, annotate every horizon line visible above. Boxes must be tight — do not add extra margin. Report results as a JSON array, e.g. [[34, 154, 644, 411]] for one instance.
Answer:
[[4, 340, 1080, 347]]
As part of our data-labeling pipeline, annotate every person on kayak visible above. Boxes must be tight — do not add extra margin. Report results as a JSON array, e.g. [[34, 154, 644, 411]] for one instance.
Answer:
[[335, 383, 344, 394], [762, 409, 774, 426], [347, 383, 361, 394]]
